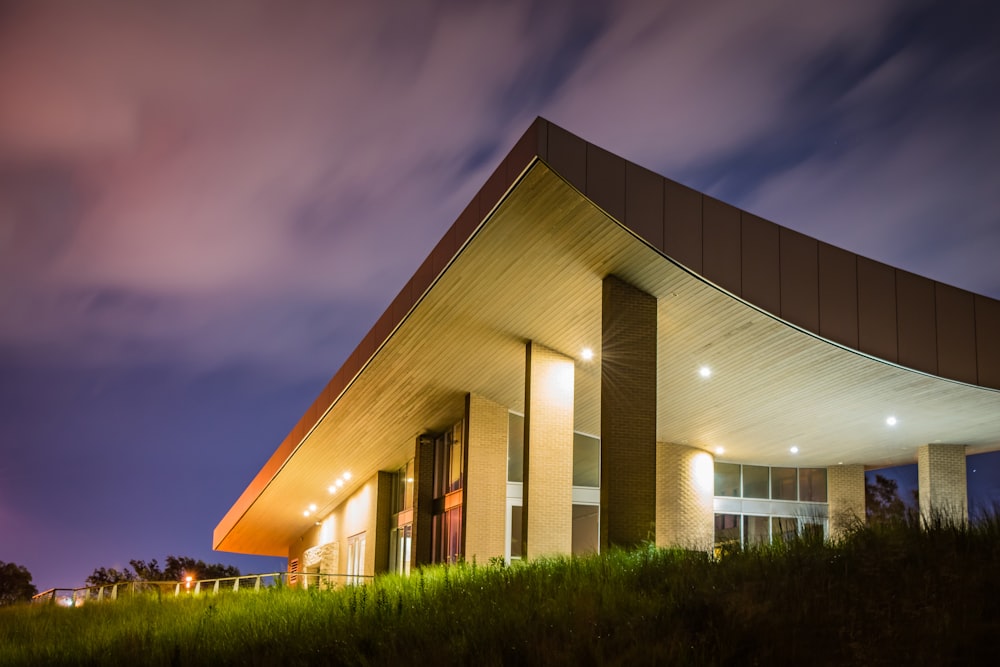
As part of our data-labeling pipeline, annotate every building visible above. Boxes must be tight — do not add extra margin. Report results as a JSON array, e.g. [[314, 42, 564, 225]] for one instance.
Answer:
[[214, 118, 1000, 579]]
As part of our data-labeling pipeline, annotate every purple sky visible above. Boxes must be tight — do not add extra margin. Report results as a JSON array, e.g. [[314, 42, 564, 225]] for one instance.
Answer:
[[2, 0, 999, 592]]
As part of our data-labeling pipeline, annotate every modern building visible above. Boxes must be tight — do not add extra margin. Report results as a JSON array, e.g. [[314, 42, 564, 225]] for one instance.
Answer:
[[214, 118, 1000, 579]]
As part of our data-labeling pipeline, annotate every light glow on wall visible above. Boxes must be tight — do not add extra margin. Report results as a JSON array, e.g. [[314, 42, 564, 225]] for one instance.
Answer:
[[692, 450, 715, 495]]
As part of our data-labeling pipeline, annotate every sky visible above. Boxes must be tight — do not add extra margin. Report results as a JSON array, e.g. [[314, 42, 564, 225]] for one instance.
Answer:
[[1, 0, 999, 593]]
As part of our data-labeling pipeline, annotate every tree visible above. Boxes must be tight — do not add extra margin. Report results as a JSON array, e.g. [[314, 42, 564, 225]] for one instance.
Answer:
[[86, 556, 241, 585], [0, 561, 38, 606], [85, 567, 136, 587], [866, 474, 918, 524]]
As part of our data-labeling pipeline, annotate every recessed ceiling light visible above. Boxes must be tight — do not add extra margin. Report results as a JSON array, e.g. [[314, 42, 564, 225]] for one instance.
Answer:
[[581, 348, 593, 361], [715, 446, 725, 455], [790, 446, 799, 454], [699, 366, 712, 378], [336, 479, 344, 487], [343, 471, 352, 480], [309, 503, 317, 512], [886, 416, 897, 426], [328, 486, 337, 494], [303, 510, 310, 517]]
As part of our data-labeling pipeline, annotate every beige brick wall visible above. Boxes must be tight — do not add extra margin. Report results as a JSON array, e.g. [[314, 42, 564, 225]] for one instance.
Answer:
[[601, 275, 657, 548], [656, 443, 714, 550], [464, 393, 509, 564], [523, 342, 574, 558], [917, 443, 968, 524], [827, 464, 865, 539]]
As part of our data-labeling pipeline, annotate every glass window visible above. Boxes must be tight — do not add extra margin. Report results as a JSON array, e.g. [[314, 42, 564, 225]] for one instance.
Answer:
[[571, 504, 599, 555], [714, 513, 740, 547], [510, 505, 522, 559], [573, 433, 600, 487], [799, 468, 827, 502], [346, 532, 366, 584], [448, 436, 463, 492], [742, 465, 769, 499], [508, 413, 524, 483], [434, 507, 462, 564], [743, 515, 769, 546], [394, 460, 415, 513], [771, 517, 798, 542], [715, 463, 740, 497], [801, 521, 824, 541], [771, 467, 797, 501], [389, 524, 412, 576]]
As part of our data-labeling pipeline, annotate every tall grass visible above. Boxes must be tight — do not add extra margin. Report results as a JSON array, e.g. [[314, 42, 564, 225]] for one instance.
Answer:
[[3, 517, 999, 665]]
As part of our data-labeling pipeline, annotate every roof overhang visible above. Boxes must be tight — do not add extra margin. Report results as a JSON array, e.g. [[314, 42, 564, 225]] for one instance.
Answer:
[[215, 159, 1000, 556]]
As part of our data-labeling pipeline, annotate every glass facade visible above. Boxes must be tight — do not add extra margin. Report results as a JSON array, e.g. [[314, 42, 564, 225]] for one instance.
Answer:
[[432, 421, 464, 564], [389, 460, 414, 575], [714, 463, 828, 548]]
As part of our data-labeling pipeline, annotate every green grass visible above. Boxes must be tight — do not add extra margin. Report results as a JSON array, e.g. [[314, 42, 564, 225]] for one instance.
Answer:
[[4, 517, 1000, 665]]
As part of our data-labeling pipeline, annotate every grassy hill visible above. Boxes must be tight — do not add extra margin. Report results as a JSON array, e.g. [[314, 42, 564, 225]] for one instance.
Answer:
[[3, 517, 999, 665]]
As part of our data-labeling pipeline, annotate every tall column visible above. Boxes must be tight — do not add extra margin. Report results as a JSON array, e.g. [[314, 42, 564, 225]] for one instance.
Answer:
[[601, 275, 657, 549], [410, 434, 435, 568], [373, 471, 393, 574], [656, 443, 714, 550], [522, 342, 574, 558], [827, 464, 866, 539], [463, 393, 509, 564], [917, 444, 968, 524]]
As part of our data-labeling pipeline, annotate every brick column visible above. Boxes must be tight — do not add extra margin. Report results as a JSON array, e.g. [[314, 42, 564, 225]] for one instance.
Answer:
[[410, 434, 435, 568], [656, 443, 714, 550], [917, 444, 968, 524], [601, 275, 657, 549], [464, 393, 509, 564], [373, 471, 393, 574], [522, 342, 574, 558], [827, 464, 866, 539]]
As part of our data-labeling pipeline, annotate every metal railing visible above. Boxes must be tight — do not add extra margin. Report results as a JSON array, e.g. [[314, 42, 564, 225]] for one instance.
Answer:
[[31, 571, 373, 606]]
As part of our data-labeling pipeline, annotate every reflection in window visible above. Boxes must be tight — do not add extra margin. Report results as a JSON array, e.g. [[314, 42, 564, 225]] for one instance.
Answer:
[[572, 504, 599, 554], [771, 516, 798, 542], [799, 468, 828, 502], [742, 466, 769, 499], [508, 413, 524, 483], [715, 463, 740, 497], [573, 433, 600, 487], [714, 513, 740, 547], [743, 515, 769, 546], [771, 467, 797, 501]]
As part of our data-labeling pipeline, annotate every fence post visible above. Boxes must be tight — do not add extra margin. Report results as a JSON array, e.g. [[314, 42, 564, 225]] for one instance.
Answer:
[[213, 580, 220, 594], [233, 577, 240, 592]]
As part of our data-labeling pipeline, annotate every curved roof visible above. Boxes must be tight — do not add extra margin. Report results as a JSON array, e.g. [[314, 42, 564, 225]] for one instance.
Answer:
[[215, 118, 1000, 555]]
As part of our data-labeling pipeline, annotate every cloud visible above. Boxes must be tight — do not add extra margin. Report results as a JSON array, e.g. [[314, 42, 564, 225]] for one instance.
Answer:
[[541, 0, 903, 172], [0, 0, 577, 372]]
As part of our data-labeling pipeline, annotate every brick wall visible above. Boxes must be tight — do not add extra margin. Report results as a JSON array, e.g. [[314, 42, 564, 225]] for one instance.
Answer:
[[601, 275, 657, 548], [656, 443, 714, 550], [827, 464, 865, 539], [464, 393, 509, 563], [410, 435, 435, 568], [917, 443, 968, 524], [523, 342, 574, 558]]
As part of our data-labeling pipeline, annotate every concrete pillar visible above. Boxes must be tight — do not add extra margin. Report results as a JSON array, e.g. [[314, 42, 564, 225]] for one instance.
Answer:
[[410, 434, 435, 568], [522, 341, 574, 558], [656, 443, 714, 550], [917, 444, 968, 524], [827, 464, 866, 539], [601, 275, 657, 549], [463, 393, 509, 564]]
